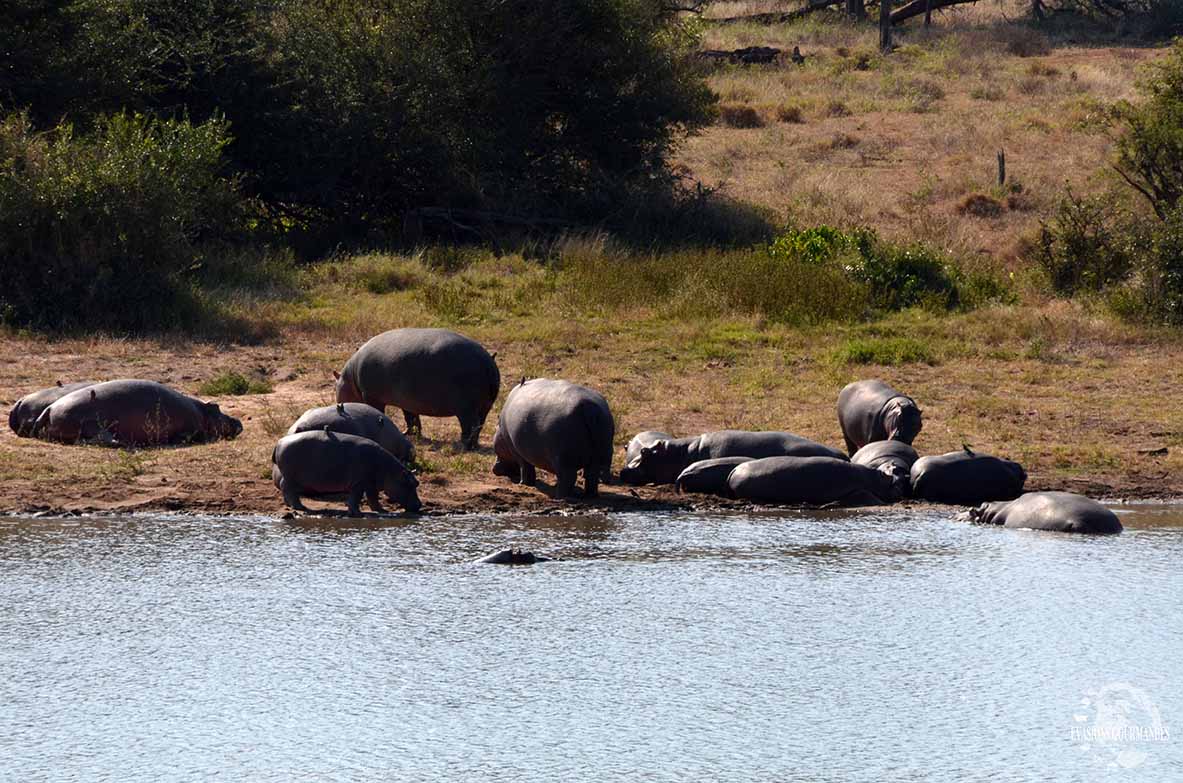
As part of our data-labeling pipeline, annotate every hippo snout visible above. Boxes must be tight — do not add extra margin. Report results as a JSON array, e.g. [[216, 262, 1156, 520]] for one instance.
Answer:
[[402, 491, 423, 513]]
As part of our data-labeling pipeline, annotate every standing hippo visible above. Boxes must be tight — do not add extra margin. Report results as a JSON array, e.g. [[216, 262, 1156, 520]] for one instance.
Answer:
[[288, 403, 414, 463], [495, 378, 614, 498], [8, 380, 97, 437], [971, 492, 1122, 535], [728, 456, 900, 507], [851, 440, 919, 499], [334, 328, 499, 450], [621, 430, 847, 486], [837, 379, 923, 455], [674, 457, 753, 497], [272, 430, 421, 515], [910, 448, 1026, 505], [31, 380, 242, 446]]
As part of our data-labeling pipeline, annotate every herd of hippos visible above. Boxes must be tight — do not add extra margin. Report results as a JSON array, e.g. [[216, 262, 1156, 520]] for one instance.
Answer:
[[8, 327, 1124, 535]]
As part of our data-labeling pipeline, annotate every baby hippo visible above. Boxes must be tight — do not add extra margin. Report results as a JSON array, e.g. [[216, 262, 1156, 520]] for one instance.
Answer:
[[288, 403, 414, 463], [851, 440, 919, 499], [911, 448, 1026, 506], [837, 379, 923, 455], [728, 456, 901, 507], [32, 379, 241, 446], [494, 378, 614, 498], [972, 492, 1122, 535], [8, 380, 97, 437], [674, 457, 754, 497], [272, 430, 421, 516]]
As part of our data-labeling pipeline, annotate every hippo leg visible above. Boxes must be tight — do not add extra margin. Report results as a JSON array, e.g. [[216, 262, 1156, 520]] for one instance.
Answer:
[[347, 485, 365, 517], [458, 412, 483, 451], [841, 489, 885, 507], [282, 483, 309, 512], [402, 410, 422, 438], [520, 463, 537, 487], [555, 470, 577, 499], [583, 468, 600, 498], [365, 484, 386, 513]]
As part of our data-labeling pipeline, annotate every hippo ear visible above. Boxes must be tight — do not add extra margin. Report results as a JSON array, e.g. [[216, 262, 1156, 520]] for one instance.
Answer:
[[332, 370, 340, 380], [490, 351, 498, 361], [204, 402, 222, 414], [336, 402, 345, 414], [55, 380, 63, 387]]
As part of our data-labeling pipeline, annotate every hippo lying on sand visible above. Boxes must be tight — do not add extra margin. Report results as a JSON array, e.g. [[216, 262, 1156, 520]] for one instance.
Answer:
[[32, 380, 241, 446], [911, 448, 1026, 505], [851, 440, 919, 499], [620, 430, 846, 486], [8, 381, 96, 437], [476, 548, 552, 564], [334, 328, 499, 450], [288, 403, 414, 463], [494, 378, 614, 498], [675, 457, 753, 497], [272, 430, 421, 515], [728, 456, 900, 507], [625, 431, 672, 466], [837, 379, 923, 455], [971, 492, 1122, 535]]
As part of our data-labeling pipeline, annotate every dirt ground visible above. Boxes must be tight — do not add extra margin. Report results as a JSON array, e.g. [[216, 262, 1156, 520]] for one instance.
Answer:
[[2, 330, 1179, 517]]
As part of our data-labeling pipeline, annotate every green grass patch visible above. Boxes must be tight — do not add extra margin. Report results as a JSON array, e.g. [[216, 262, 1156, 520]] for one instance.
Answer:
[[198, 372, 273, 396], [830, 337, 939, 366]]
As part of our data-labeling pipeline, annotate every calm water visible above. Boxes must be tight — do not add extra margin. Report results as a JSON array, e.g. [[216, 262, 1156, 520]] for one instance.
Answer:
[[1, 505, 1180, 782]]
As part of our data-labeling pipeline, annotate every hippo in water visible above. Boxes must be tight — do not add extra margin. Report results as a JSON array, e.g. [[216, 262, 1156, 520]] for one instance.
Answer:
[[476, 548, 552, 564], [8, 380, 97, 437], [910, 448, 1026, 505], [620, 430, 846, 486], [971, 491, 1122, 535], [494, 378, 614, 498], [674, 457, 754, 497], [288, 403, 414, 463], [334, 328, 499, 450], [837, 379, 923, 456], [31, 380, 242, 446], [728, 456, 901, 507], [851, 440, 919, 499], [272, 429, 421, 515]]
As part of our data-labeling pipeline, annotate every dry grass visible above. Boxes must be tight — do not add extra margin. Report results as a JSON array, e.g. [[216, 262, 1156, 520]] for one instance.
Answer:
[[681, 1, 1165, 266]]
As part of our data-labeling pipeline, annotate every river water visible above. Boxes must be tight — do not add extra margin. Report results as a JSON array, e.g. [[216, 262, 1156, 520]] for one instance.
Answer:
[[1, 505, 1179, 781]]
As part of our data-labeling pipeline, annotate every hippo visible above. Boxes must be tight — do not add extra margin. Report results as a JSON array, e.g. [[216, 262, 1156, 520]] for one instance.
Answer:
[[491, 424, 521, 480], [494, 378, 614, 498], [674, 457, 754, 497], [624, 431, 672, 467], [476, 548, 552, 564], [8, 380, 97, 437], [620, 430, 847, 486], [971, 491, 1122, 535], [851, 440, 919, 499], [334, 328, 499, 450], [837, 379, 923, 455], [288, 403, 414, 463], [31, 379, 242, 446], [910, 448, 1026, 505], [272, 429, 421, 515], [728, 456, 900, 507]]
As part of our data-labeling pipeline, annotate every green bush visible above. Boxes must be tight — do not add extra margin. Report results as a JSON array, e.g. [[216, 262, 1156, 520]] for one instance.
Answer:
[[198, 372, 273, 396], [1115, 39, 1183, 220], [0, 111, 240, 330], [1034, 191, 1136, 296]]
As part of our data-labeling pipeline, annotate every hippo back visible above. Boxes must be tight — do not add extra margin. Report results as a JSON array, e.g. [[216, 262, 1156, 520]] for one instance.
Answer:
[[499, 378, 614, 476], [911, 450, 1026, 505], [695, 430, 847, 462], [288, 403, 414, 462], [728, 456, 894, 506], [9, 381, 97, 437]]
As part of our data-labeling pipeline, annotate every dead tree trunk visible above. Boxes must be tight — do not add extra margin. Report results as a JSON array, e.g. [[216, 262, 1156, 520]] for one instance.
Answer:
[[880, 0, 893, 51], [846, 0, 867, 18], [890, 0, 977, 24]]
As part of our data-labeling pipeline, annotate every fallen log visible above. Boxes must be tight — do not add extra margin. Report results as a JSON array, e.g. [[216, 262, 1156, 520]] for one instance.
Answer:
[[711, 0, 844, 25], [698, 46, 782, 65], [891, 0, 978, 23]]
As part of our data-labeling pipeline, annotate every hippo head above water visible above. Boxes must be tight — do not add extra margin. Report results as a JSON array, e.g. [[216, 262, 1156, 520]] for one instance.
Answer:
[[201, 402, 243, 440], [385, 466, 422, 513], [882, 398, 923, 444]]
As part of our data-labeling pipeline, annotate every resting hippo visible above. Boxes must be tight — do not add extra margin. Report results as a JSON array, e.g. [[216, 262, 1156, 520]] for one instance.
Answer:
[[851, 440, 919, 499], [31, 379, 242, 446], [624, 431, 672, 466], [911, 448, 1026, 505], [674, 457, 753, 497], [621, 430, 847, 486], [288, 403, 414, 463], [272, 430, 421, 515], [334, 328, 499, 449], [837, 379, 923, 455], [495, 378, 614, 498], [728, 456, 900, 506], [971, 491, 1122, 535], [8, 380, 97, 437], [476, 548, 552, 564]]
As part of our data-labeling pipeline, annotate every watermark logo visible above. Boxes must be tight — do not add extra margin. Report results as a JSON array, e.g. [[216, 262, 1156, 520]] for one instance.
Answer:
[[1072, 682, 1170, 769]]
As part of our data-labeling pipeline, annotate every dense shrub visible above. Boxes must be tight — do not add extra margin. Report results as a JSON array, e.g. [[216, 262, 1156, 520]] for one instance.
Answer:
[[0, 112, 239, 330], [1034, 191, 1137, 295], [1115, 39, 1183, 221]]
